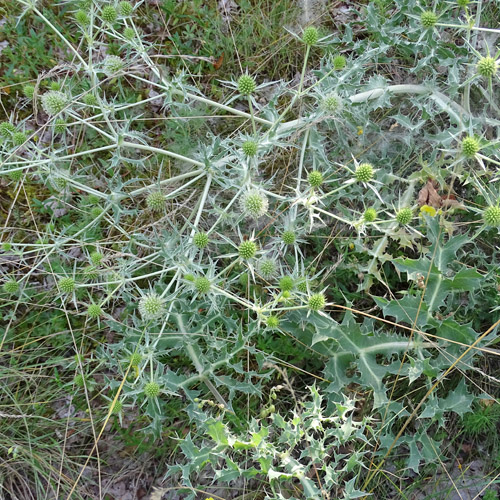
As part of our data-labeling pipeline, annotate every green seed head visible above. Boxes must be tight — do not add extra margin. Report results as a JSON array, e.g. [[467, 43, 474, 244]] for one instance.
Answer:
[[75, 9, 89, 26], [308, 292, 326, 311], [193, 232, 209, 249], [118, 1, 133, 16], [90, 206, 104, 219], [110, 399, 123, 414], [420, 10, 438, 29], [103, 55, 124, 76], [59, 277, 76, 293], [297, 279, 308, 293], [194, 277, 211, 294], [83, 93, 98, 106], [83, 265, 98, 280], [238, 240, 257, 260], [462, 136, 480, 157], [322, 93, 342, 114], [12, 132, 27, 146], [242, 140, 258, 157], [483, 206, 500, 227], [258, 258, 277, 279], [333, 54, 346, 70], [302, 26, 319, 46], [87, 303, 103, 319], [130, 352, 142, 366], [54, 119, 66, 134], [49, 81, 61, 91], [355, 163, 374, 183], [266, 315, 279, 328], [3, 279, 19, 294], [282, 230, 296, 245], [41, 91, 68, 116], [457, 0, 469, 6], [240, 190, 268, 218], [0, 122, 16, 139], [476, 57, 497, 78], [23, 85, 35, 99], [90, 251, 104, 266], [144, 381, 161, 398], [138, 292, 164, 320], [101, 5, 118, 23], [308, 170, 323, 188], [8, 170, 23, 182], [237, 75, 256, 95], [364, 208, 377, 222], [146, 191, 166, 212], [279, 276, 294, 292], [123, 27, 135, 40], [396, 207, 413, 225], [74, 373, 86, 387]]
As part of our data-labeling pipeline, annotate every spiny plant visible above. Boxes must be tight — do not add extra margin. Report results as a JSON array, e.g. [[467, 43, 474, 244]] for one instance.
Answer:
[[1, 0, 500, 499]]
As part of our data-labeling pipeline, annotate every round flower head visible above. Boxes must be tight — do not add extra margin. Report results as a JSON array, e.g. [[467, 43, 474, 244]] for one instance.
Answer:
[[23, 85, 35, 99], [483, 206, 500, 227], [49, 81, 61, 91], [194, 276, 211, 294], [54, 119, 66, 134], [461, 136, 480, 157], [87, 303, 103, 319], [83, 265, 98, 280], [130, 352, 142, 366], [308, 170, 323, 188], [322, 93, 342, 114], [396, 207, 413, 225], [41, 91, 68, 116], [279, 276, 294, 292], [282, 230, 296, 245], [420, 10, 437, 29], [355, 163, 374, 183], [118, 1, 133, 16], [238, 75, 256, 95], [333, 55, 346, 70], [242, 140, 258, 157], [144, 381, 160, 398], [75, 10, 89, 26], [240, 190, 268, 218], [138, 292, 164, 320], [146, 191, 166, 212], [297, 279, 308, 293], [83, 93, 98, 106], [90, 251, 104, 266], [238, 240, 257, 260], [364, 208, 377, 222], [302, 26, 319, 46], [110, 399, 123, 414], [59, 277, 76, 293], [103, 55, 124, 76], [266, 315, 279, 328], [12, 132, 27, 146], [193, 232, 209, 249], [8, 170, 23, 182], [123, 27, 135, 41], [476, 57, 497, 78], [308, 292, 326, 311], [0, 122, 16, 139], [258, 258, 277, 279], [101, 5, 117, 23], [74, 374, 85, 387], [457, 0, 469, 6], [3, 279, 19, 294]]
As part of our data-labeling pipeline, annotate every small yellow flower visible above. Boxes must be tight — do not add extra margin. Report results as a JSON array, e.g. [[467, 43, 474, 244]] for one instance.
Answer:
[[420, 205, 437, 217], [357, 126, 364, 136]]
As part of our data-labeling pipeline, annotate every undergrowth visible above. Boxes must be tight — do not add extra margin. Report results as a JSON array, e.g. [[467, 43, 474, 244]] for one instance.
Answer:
[[1, 0, 500, 499]]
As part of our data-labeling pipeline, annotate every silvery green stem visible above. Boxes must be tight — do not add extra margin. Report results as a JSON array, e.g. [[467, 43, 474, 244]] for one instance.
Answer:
[[191, 174, 212, 234], [120, 141, 205, 168], [130, 170, 205, 197]]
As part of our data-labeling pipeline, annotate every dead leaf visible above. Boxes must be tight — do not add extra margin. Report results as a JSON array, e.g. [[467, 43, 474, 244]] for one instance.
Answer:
[[418, 178, 442, 208]]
